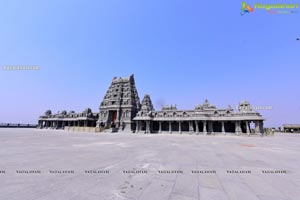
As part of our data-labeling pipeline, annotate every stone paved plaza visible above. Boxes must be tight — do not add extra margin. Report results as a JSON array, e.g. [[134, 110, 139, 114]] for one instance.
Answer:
[[0, 129, 300, 200]]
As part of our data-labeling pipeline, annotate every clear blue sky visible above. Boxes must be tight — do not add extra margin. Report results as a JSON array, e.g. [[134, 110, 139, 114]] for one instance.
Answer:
[[0, 0, 299, 127]]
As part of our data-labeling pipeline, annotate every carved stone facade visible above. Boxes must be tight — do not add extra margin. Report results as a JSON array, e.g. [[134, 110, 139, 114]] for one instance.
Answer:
[[141, 95, 154, 113], [38, 108, 99, 131], [283, 124, 300, 133], [38, 74, 265, 136], [134, 98, 265, 136], [96, 74, 140, 131]]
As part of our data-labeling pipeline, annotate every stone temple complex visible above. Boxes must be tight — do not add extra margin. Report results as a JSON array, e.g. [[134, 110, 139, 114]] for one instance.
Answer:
[[38, 74, 265, 136]]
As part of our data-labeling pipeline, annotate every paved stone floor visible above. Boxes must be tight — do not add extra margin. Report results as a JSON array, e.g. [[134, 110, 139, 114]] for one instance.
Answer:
[[0, 128, 299, 200]]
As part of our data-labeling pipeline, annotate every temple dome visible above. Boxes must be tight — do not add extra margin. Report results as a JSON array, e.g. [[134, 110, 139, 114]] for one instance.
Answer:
[[238, 100, 252, 112], [202, 99, 216, 109]]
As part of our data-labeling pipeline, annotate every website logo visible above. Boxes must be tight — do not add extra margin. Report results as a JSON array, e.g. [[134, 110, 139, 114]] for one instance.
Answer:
[[241, 2, 254, 15], [241, 2, 299, 15]]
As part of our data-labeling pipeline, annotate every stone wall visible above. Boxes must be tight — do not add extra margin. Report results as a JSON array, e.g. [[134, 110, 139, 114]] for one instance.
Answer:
[[64, 126, 105, 133]]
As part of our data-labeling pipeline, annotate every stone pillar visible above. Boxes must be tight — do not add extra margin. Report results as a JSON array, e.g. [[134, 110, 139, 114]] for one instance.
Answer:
[[117, 110, 120, 121], [260, 121, 264, 136], [203, 121, 207, 135], [135, 121, 139, 133], [151, 121, 154, 133], [246, 121, 250, 136], [145, 121, 150, 134], [256, 121, 264, 136], [209, 121, 214, 135], [116, 110, 120, 128], [159, 121, 162, 133], [138, 121, 141, 133], [62, 121, 65, 129], [255, 121, 260, 134], [84, 121, 87, 127], [235, 121, 241, 135], [195, 121, 199, 134], [144, 121, 147, 134], [222, 121, 225, 135], [189, 121, 194, 134], [179, 121, 182, 134], [169, 121, 172, 134]]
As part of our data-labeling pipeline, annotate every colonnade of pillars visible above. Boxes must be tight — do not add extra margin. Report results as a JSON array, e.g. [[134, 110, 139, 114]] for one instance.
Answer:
[[38, 120, 96, 129], [135, 120, 264, 136]]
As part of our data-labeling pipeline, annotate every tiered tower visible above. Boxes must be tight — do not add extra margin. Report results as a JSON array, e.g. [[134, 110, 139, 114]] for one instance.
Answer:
[[97, 74, 141, 131], [140, 94, 154, 113]]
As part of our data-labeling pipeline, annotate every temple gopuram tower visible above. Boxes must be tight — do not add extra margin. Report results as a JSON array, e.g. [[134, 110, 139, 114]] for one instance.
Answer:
[[97, 74, 141, 131], [140, 94, 154, 113]]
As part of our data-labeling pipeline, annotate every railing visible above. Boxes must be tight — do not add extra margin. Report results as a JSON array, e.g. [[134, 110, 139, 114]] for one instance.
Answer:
[[0, 123, 37, 128]]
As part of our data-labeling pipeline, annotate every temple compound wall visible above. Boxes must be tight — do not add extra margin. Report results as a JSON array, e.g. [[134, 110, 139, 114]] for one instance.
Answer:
[[38, 74, 264, 136]]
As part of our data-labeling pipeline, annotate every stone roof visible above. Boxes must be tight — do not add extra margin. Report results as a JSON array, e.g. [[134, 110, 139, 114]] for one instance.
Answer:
[[283, 124, 300, 128], [134, 100, 264, 121]]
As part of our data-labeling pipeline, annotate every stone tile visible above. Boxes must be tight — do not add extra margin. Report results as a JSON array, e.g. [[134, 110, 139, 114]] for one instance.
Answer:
[[199, 187, 229, 200], [0, 129, 300, 200]]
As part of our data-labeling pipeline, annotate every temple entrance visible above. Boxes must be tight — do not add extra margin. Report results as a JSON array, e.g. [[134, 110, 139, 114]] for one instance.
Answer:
[[108, 110, 117, 127]]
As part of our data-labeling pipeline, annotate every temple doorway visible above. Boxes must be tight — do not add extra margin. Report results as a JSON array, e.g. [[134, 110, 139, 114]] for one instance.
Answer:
[[108, 110, 117, 126]]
